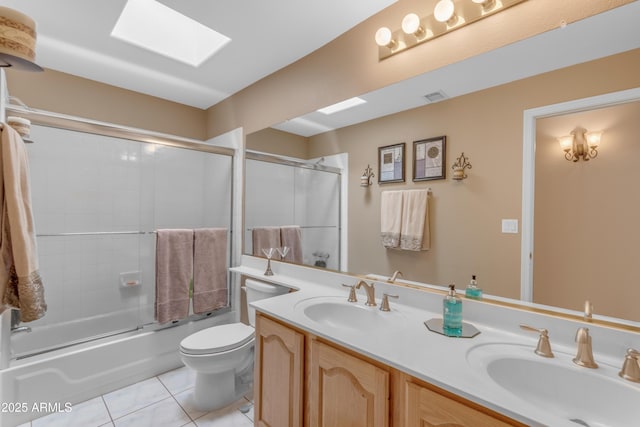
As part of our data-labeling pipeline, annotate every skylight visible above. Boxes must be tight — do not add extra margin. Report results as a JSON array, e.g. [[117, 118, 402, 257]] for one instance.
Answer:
[[111, 0, 231, 67], [317, 97, 367, 115]]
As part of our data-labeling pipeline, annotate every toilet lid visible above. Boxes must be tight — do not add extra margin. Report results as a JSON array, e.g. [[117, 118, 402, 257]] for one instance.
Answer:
[[180, 323, 254, 355]]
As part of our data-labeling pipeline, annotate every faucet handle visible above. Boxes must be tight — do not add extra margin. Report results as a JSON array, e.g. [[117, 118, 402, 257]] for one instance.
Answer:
[[584, 300, 593, 321], [619, 348, 640, 383], [341, 283, 357, 303], [380, 293, 399, 312], [519, 324, 554, 358], [573, 327, 598, 368]]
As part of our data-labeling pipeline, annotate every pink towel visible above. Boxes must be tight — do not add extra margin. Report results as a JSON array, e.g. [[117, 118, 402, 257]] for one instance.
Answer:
[[252, 227, 281, 259], [155, 229, 193, 324], [280, 226, 303, 263], [0, 125, 46, 322], [193, 228, 228, 314]]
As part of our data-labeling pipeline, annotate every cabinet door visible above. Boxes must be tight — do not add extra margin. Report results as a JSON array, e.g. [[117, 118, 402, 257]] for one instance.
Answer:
[[254, 314, 304, 427], [309, 339, 389, 427], [405, 382, 516, 427]]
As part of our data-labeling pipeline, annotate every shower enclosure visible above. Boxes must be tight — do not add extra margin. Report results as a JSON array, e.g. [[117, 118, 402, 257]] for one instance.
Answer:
[[9, 116, 234, 359], [244, 152, 343, 270]]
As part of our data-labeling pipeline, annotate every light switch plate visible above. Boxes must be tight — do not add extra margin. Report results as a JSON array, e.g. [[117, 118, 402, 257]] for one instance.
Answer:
[[501, 219, 518, 234]]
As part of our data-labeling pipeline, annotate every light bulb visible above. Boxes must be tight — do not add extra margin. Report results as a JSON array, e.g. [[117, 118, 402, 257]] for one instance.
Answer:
[[558, 135, 574, 152], [402, 13, 421, 35], [585, 131, 602, 148], [375, 27, 393, 47], [434, 0, 455, 23]]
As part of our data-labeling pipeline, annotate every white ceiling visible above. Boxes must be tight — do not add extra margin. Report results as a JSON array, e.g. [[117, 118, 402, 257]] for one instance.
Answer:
[[1, 1, 639, 138], [0, 0, 397, 108]]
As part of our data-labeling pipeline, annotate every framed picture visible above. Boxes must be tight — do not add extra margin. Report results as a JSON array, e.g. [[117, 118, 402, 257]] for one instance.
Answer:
[[413, 136, 446, 181], [378, 143, 405, 184]]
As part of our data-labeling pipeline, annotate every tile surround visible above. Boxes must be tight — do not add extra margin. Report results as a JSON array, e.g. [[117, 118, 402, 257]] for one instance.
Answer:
[[23, 366, 253, 427]]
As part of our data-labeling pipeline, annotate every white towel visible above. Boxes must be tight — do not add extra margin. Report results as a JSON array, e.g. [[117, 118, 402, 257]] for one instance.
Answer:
[[381, 191, 403, 248], [400, 189, 430, 251]]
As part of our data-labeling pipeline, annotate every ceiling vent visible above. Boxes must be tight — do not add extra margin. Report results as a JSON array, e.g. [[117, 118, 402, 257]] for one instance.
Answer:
[[423, 91, 447, 103]]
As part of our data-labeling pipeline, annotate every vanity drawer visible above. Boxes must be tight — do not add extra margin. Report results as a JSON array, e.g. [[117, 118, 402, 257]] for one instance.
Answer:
[[404, 380, 522, 427]]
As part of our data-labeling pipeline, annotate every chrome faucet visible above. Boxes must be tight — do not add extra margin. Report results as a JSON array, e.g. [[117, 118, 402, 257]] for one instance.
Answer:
[[355, 280, 376, 306], [573, 327, 598, 368], [387, 270, 403, 283], [619, 348, 640, 383]]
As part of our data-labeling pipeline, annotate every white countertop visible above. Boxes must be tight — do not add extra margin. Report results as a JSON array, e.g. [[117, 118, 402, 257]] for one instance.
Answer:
[[232, 258, 640, 427]]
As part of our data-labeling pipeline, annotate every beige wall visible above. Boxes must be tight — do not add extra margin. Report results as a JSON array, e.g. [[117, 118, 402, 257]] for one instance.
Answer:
[[246, 128, 310, 159], [305, 49, 640, 300], [5, 68, 207, 140], [535, 101, 640, 321], [205, 0, 633, 138]]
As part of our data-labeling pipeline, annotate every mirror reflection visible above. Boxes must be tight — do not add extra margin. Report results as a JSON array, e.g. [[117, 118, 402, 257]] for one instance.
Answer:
[[244, 6, 640, 324], [244, 152, 344, 271], [533, 99, 640, 322]]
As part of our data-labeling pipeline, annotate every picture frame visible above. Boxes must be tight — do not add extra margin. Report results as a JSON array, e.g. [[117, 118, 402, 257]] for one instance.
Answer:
[[413, 136, 446, 181], [378, 143, 405, 184]]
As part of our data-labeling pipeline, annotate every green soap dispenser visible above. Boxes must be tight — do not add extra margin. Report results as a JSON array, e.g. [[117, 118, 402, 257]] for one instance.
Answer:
[[465, 275, 483, 300], [443, 284, 462, 336]]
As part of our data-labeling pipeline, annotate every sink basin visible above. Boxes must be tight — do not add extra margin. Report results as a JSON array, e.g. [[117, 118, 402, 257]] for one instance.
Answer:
[[294, 296, 403, 332], [466, 343, 640, 427]]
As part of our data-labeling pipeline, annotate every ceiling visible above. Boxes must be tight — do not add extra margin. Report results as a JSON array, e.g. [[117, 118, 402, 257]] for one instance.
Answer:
[[0, 0, 397, 108], [273, 1, 640, 136], [1, 1, 639, 138]]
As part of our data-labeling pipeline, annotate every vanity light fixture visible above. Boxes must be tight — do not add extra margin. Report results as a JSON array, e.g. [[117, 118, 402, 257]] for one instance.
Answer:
[[558, 127, 603, 162], [375, 0, 526, 60], [360, 164, 375, 187], [451, 152, 472, 180]]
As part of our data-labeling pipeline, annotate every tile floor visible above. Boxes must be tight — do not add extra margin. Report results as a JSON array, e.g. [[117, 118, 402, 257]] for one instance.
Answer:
[[17, 366, 254, 427]]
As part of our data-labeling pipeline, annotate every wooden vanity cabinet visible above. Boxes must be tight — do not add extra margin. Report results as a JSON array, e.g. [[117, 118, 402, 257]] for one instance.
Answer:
[[254, 314, 304, 427], [255, 313, 525, 427], [308, 339, 389, 427], [399, 375, 524, 427]]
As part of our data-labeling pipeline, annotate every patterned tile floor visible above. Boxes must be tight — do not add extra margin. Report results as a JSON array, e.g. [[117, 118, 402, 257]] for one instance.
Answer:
[[17, 366, 254, 427]]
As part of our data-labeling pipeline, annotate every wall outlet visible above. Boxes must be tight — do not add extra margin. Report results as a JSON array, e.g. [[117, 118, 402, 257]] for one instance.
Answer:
[[501, 219, 519, 234]]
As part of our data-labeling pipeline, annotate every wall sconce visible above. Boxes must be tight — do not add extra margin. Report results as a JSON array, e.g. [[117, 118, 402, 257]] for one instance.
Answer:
[[360, 164, 375, 187], [375, 0, 525, 60], [451, 152, 472, 180], [558, 127, 603, 162]]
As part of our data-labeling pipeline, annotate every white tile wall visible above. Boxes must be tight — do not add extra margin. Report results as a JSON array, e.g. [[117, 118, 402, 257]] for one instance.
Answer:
[[19, 125, 233, 355]]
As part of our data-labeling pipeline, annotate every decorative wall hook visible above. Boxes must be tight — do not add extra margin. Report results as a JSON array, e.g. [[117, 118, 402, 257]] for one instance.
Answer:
[[451, 152, 472, 180], [360, 164, 375, 187]]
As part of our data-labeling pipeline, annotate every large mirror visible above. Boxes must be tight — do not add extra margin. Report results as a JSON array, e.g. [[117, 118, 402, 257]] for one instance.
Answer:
[[244, 4, 640, 324], [522, 90, 640, 322]]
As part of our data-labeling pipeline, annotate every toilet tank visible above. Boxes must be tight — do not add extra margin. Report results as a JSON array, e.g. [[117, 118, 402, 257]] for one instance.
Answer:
[[245, 279, 289, 326]]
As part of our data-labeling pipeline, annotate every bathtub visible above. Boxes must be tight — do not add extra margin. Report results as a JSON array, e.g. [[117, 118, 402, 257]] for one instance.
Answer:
[[0, 309, 235, 427]]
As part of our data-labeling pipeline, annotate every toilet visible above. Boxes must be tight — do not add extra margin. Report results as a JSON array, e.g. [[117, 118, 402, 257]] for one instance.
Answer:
[[179, 279, 289, 411]]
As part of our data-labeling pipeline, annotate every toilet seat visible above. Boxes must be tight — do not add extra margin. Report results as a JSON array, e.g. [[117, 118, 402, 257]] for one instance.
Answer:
[[180, 323, 254, 355]]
